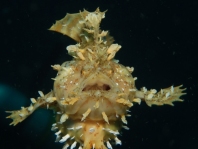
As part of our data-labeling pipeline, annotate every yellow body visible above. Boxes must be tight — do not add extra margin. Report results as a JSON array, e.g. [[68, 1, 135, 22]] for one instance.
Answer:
[[6, 8, 186, 149]]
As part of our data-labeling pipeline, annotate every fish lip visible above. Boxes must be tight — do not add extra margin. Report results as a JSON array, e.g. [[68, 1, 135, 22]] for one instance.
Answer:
[[82, 81, 111, 91], [81, 72, 114, 91]]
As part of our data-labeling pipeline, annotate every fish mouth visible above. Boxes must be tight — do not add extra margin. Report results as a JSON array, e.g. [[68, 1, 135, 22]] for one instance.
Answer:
[[81, 73, 112, 92], [82, 83, 111, 91]]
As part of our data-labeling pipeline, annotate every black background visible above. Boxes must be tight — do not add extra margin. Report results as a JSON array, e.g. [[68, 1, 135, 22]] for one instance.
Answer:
[[0, 0, 197, 149]]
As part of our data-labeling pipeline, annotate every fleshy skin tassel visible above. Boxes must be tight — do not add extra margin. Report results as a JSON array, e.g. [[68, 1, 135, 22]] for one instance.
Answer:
[[6, 8, 186, 149]]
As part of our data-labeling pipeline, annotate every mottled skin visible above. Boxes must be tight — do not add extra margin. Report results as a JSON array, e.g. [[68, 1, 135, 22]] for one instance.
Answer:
[[6, 8, 186, 149]]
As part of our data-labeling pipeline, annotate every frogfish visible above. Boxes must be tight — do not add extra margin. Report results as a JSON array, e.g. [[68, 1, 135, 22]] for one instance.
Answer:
[[6, 8, 186, 149]]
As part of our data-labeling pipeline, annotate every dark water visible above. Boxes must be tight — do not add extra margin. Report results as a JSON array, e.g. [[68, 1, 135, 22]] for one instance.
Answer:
[[0, 0, 197, 149]]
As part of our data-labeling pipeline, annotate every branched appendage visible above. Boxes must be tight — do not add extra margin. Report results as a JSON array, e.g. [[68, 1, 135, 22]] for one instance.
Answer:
[[49, 8, 116, 62], [6, 91, 56, 126], [135, 85, 186, 107]]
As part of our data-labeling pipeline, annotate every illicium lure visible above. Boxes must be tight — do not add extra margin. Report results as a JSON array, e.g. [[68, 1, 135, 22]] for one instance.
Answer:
[[6, 8, 186, 149]]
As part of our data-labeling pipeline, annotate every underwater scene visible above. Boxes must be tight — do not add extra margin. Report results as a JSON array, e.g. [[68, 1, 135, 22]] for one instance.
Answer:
[[1, 0, 197, 149]]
